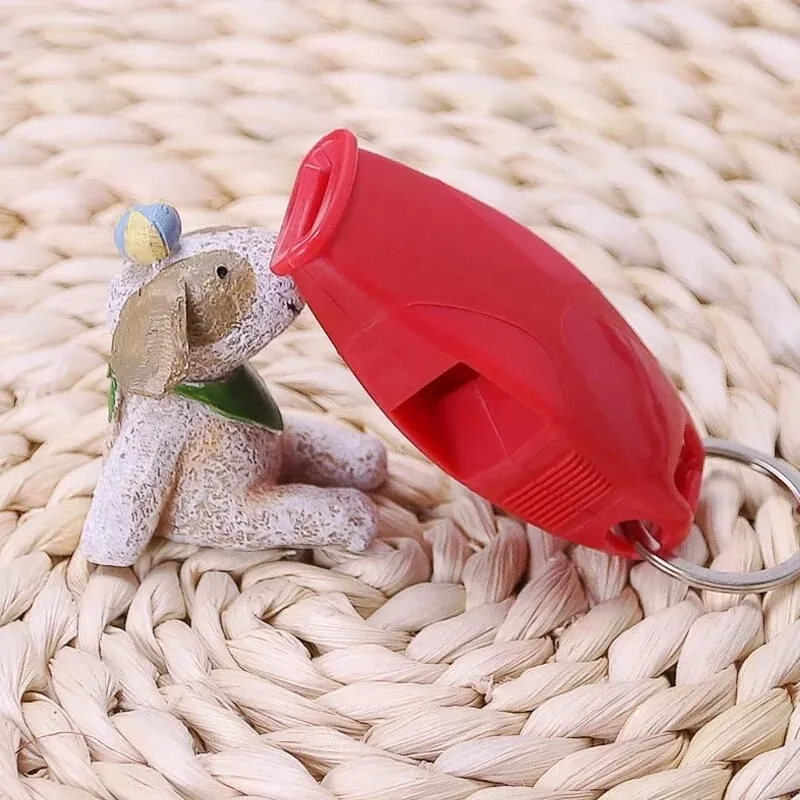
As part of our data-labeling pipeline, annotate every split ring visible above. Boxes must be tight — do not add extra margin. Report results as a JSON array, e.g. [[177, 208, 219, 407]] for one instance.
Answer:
[[619, 438, 800, 594]]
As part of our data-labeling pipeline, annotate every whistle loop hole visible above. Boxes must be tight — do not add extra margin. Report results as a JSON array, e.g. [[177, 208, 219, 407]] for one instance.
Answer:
[[619, 438, 800, 594]]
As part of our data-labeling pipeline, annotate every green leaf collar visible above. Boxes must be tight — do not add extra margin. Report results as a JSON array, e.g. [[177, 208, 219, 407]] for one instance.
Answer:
[[107, 363, 283, 432]]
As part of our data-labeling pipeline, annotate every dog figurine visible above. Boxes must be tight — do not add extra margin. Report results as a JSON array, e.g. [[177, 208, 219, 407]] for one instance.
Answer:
[[79, 204, 387, 567]]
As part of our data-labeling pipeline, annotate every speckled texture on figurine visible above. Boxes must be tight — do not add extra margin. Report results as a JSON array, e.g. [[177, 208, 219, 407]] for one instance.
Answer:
[[79, 212, 388, 567]]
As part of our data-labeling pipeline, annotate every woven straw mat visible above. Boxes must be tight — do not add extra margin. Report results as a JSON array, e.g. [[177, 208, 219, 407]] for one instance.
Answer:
[[3, 1, 800, 799]]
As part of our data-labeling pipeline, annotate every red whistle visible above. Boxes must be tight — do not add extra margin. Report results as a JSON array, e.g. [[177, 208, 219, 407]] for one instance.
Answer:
[[270, 129, 704, 558]]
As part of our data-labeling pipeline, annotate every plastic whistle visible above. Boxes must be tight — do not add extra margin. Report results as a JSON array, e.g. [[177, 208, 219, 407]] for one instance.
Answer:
[[270, 129, 705, 558]]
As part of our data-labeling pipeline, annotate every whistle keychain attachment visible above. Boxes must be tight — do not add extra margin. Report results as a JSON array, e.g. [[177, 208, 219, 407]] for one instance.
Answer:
[[271, 128, 800, 594]]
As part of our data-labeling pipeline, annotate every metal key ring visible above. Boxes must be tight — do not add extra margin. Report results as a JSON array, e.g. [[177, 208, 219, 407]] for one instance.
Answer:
[[619, 438, 800, 594]]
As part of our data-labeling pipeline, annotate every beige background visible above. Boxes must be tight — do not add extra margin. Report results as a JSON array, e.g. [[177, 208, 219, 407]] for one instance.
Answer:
[[1, 1, 800, 798]]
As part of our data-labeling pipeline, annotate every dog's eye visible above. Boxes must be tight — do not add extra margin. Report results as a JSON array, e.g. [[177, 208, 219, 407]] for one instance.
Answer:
[[216, 266, 229, 279]]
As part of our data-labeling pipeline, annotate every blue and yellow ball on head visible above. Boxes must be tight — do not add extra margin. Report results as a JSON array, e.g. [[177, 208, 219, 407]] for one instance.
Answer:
[[114, 203, 182, 265]]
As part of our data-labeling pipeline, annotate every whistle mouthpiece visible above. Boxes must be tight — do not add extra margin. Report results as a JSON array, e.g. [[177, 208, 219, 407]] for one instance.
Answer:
[[271, 129, 358, 277]]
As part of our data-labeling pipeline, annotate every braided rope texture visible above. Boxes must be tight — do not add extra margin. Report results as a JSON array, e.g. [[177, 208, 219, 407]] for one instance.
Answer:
[[2, 0, 800, 798]]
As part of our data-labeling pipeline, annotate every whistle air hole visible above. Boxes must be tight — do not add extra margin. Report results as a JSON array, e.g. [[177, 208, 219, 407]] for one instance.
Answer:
[[295, 164, 331, 240], [271, 163, 331, 275]]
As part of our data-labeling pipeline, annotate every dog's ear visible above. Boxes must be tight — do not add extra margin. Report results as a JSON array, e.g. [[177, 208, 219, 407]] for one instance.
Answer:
[[110, 265, 189, 397]]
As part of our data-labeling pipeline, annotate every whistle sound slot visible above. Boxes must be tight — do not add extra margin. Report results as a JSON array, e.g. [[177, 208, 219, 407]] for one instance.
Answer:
[[393, 362, 546, 481]]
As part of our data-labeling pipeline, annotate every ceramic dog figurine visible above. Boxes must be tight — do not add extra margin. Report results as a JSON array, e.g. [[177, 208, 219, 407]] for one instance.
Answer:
[[79, 204, 387, 567]]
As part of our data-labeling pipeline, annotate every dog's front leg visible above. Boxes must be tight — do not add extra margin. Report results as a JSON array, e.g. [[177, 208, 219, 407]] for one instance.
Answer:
[[279, 410, 387, 492], [80, 402, 187, 567]]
